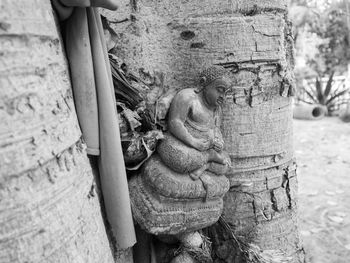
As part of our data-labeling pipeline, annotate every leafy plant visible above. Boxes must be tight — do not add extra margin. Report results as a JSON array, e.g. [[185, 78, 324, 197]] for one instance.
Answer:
[[299, 72, 349, 114]]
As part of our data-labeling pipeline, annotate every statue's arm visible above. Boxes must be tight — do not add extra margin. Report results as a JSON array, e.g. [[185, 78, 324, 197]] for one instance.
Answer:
[[212, 107, 224, 151], [168, 91, 210, 151]]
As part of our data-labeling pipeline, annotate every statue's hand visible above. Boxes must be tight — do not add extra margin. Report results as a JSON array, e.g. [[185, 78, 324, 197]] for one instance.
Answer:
[[211, 127, 224, 152], [212, 139, 224, 152], [193, 138, 211, 151], [224, 156, 232, 167]]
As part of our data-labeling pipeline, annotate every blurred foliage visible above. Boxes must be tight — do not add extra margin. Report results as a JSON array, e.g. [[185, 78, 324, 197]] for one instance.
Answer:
[[290, 0, 350, 75], [309, 3, 350, 74]]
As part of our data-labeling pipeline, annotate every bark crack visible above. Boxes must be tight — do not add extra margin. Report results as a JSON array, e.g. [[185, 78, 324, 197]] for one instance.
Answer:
[[282, 167, 292, 209], [130, 0, 137, 12], [285, 180, 292, 209], [252, 199, 259, 223], [251, 25, 280, 37], [241, 7, 287, 16], [270, 190, 278, 212]]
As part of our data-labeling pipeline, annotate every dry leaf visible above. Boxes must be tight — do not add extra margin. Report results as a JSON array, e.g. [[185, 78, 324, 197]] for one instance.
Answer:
[[327, 200, 338, 206], [328, 215, 344, 223], [325, 190, 336, 196]]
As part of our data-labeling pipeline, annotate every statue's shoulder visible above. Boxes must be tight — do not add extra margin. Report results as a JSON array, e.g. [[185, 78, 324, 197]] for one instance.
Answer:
[[174, 88, 197, 103]]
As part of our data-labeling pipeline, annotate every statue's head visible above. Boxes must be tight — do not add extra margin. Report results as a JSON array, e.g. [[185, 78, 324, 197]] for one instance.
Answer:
[[199, 65, 231, 107]]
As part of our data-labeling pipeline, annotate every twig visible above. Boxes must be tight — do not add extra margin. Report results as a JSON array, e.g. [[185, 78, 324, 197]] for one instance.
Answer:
[[108, 18, 129, 24]]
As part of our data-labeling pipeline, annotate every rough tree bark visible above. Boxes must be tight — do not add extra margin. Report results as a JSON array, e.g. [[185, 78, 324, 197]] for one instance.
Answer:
[[0, 1, 130, 262], [103, 0, 304, 262]]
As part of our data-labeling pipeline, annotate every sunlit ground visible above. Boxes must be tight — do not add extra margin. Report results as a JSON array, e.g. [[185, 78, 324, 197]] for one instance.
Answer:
[[294, 117, 350, 263]]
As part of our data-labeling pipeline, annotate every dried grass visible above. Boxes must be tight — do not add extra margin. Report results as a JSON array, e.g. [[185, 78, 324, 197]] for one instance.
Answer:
[[174, 233, 213, 263], [218, 217, 293, 263]]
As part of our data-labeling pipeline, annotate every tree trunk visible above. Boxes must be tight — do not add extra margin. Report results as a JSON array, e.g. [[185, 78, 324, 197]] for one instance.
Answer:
[[104, 0, 304, 262], [0, 1, 128, 262]]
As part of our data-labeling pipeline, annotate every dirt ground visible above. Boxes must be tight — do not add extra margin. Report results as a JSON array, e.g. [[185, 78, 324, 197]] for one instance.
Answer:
[[294, 117, 350, 263]]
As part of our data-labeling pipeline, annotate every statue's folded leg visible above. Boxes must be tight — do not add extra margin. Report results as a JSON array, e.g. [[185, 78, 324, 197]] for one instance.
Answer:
[[189, 164, 208, 180], [158, 133, 208, 173], [207, 149, 229, 164]]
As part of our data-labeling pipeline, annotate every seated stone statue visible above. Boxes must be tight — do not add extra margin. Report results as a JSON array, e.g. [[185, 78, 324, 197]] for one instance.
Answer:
[[129, 65, 232, 262], [158, 66, 231, 180]]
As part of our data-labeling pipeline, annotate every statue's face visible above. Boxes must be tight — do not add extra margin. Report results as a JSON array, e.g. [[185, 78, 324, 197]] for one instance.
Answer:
[[203, 77, 230, 107]]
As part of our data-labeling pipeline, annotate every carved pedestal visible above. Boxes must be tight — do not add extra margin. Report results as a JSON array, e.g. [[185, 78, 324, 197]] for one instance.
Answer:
[[129, 155, 229, 236]]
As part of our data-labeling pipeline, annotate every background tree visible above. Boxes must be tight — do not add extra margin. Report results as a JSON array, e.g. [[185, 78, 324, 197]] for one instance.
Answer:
[[309, 1, 350, 75], [291, 0, 350, 76], [103, 0, 304, 262], [0, 1, 130, 262]]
